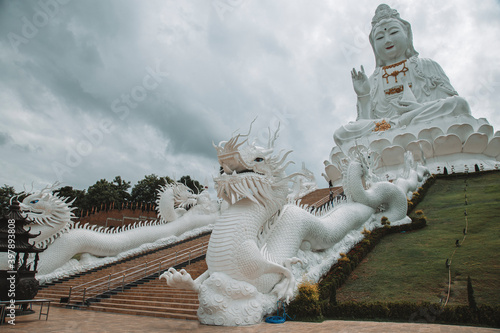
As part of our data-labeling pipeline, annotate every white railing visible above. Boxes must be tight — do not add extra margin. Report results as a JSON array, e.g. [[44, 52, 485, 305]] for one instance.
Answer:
[[310, 187, 344, 209], [66, 241, 207, 305]]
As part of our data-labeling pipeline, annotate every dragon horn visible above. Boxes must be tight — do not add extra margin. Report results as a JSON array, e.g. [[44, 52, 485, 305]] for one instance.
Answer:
[[268, 122, 280, 149]]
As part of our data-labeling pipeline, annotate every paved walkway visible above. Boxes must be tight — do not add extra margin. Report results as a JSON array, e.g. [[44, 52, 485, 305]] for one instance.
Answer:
[[2, 305, 499, 333]]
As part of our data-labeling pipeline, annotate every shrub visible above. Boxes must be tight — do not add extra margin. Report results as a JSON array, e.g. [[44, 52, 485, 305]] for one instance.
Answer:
[[338, 253, 350, 263], [288, 279, 322, 320], [325, 302, 500, 327]]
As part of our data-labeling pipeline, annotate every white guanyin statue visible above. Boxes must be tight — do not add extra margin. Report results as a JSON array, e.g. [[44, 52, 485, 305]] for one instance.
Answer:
[[326, 4, 499, 184], [334, 4, 473, 147]]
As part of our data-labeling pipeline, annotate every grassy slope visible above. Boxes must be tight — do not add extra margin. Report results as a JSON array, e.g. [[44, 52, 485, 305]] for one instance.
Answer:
[[336, 172, 500, 306]]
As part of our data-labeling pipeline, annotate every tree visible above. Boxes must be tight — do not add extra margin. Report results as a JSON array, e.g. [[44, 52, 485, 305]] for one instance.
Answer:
[[0, 184, 16, 217], [131, 174, 174, 203], [86, 176, 132, 209], [178, 175, 204, 194], [53, 186, 88, 216], [112, 176, 131, 204], [87, 179, 119, 208]]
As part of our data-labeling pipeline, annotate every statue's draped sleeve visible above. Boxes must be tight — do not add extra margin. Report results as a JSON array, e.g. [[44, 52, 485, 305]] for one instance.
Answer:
[[410, 57, 458, 100]]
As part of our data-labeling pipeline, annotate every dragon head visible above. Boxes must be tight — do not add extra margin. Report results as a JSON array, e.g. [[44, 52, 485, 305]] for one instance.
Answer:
[[213, 124, 298, 208], [155, 182, 199, 222], [14, 184, 76, 246], [19, 185, 76, 228]]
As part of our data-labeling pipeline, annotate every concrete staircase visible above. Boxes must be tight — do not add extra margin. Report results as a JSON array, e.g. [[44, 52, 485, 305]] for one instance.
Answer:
[[87, 259, 207, 320], [35, 232, 211, 319]]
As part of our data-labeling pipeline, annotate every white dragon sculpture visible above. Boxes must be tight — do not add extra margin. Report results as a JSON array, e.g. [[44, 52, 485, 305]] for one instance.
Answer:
[[0, 182, 218, 280], [160, 126, 415, 326], [156, 182, 202, 222]]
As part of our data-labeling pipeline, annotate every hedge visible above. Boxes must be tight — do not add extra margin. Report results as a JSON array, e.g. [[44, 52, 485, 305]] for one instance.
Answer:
[[324, 302, 500, 328]]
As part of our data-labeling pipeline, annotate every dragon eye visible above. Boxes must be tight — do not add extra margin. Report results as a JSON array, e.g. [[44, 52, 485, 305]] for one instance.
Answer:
[[254, 157, 264, 162], [30, 200, 39, 204]]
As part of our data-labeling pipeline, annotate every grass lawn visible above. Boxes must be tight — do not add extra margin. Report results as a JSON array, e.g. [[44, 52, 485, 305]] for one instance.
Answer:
[[336, 172, 500, 306]]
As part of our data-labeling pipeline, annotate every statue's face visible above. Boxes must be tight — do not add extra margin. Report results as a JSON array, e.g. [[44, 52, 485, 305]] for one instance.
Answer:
[[372, 20, 408, 64]]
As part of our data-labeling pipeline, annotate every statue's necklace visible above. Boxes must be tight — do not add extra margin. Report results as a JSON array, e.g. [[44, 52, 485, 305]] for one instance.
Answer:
[[382, 59, 408, 84]]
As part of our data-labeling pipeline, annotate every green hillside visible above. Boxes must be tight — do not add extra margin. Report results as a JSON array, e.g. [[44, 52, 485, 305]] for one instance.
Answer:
[[336, 172, 500, 306]]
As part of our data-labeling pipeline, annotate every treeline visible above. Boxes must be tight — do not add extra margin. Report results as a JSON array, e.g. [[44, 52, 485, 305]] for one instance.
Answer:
[[0, 174, 203, 218]]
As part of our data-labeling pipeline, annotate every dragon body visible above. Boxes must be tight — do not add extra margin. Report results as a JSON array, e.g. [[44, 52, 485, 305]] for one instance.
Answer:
[[0, 183, 218, 280], [161, 127, 417, 326]]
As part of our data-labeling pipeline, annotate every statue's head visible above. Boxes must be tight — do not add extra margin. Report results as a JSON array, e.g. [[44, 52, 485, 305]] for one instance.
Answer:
[[369, 4, 418, 67]]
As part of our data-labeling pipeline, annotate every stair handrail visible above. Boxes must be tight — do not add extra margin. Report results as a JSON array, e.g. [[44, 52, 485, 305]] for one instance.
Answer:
[[310, 187, 344, 209], [66, 241, 207, 305]]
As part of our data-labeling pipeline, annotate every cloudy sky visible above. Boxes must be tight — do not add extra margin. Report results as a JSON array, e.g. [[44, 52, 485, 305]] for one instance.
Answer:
[[1, 0, 499, 194]]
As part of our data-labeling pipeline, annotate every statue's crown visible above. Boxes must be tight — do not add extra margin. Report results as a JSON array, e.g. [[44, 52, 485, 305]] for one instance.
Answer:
[[371, 4, 400, 27]]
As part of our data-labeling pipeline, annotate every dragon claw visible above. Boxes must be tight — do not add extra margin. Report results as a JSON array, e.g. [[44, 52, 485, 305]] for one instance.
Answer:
[[271, 257, 304, 303], [159, 267, 199, 291], [283, 257, 303, 268]]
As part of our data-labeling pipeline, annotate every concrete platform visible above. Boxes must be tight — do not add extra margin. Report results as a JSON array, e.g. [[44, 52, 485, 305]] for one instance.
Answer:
[[2, 304, 498, 333]]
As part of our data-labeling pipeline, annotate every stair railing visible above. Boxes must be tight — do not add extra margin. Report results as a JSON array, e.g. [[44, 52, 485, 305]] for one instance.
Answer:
[[66, 241, 207, 306], [310, 187, 344, 210]]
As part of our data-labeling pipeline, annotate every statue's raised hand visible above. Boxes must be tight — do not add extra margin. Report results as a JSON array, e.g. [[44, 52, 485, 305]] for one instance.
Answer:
[[351, 66, 370, 97]]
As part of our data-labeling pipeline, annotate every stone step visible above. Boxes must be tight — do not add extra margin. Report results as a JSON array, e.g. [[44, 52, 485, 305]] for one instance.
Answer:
[[129, 285, 199, 294], [88, 303, 198, 320], [90, 302, 198, 315], [59, 275, 204, 305], [86, 306, 198, 321], [94, 288, 198, 298], [82, 259, 206, 318], [94, 298, 199, 310], [36, 291, 72, 299], [105, 293, 198, 303], [124, 286, 198, 295]]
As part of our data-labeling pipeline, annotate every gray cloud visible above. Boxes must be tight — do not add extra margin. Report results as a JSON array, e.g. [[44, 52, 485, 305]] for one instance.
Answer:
[[0, 0, 499, 193], [0, 132, 12, 146]]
